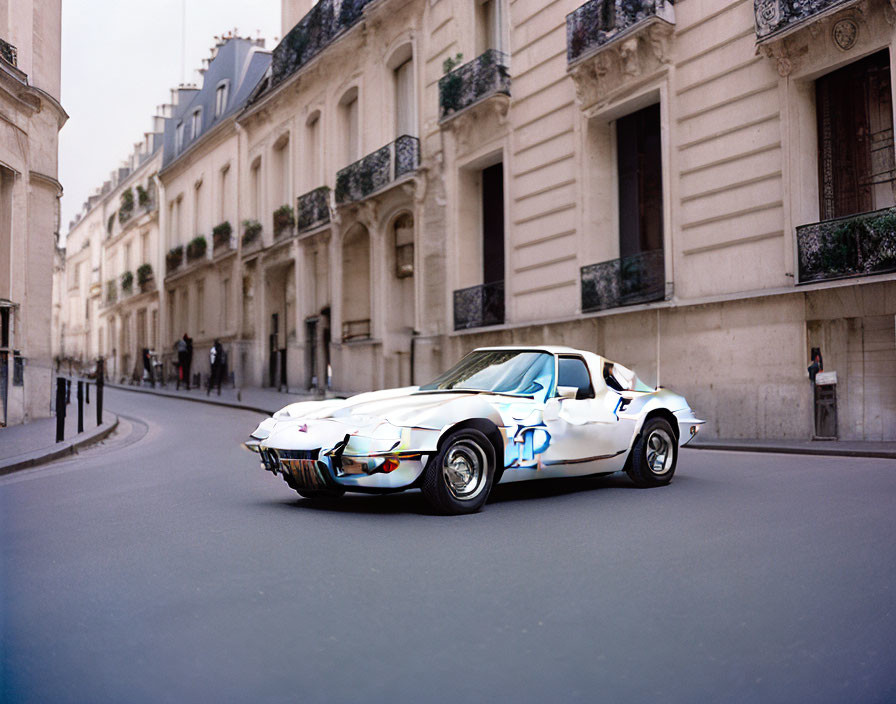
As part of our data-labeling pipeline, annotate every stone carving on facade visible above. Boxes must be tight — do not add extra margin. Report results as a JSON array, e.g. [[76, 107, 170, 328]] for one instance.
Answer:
[[831, 18, 858, 50], [444, 95, 510, 155], [568, 21, 673, 112]]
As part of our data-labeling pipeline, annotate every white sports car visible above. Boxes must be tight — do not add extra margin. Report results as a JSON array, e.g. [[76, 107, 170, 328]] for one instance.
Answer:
[[245, 346, 704, 514]]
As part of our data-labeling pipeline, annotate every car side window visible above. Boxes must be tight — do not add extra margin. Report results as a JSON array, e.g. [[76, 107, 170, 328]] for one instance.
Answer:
[[557, 357, 595, 400]]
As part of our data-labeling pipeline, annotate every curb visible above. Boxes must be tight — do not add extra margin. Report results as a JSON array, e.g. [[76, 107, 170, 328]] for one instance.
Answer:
[[105, 382, 277, 416], [687, 442, 896, 460], [0, 412, 120, 475]]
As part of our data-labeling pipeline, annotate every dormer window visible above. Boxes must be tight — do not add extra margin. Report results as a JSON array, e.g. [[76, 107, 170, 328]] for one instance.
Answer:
[[215, 82, 229, 117], [175, 122, 184, 152], [191, 109, 202, 139]]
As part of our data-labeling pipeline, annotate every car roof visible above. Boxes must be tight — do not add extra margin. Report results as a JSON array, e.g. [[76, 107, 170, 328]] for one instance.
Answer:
[[473, 345, 594, 355]]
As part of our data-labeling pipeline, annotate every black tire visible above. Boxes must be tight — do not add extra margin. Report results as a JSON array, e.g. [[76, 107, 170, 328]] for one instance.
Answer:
[[282, 473, 345, 500], [625, 417, 678, 488], [421, 428, 496, 515]]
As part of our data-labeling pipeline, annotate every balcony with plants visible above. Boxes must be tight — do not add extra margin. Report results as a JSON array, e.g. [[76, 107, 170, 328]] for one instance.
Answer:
[[566, 0, 675, 65], [453, 280, 505, 330], [165, 245, 184, 275], [580, 249, 665, 313], [186, 236, 207, 263], [273, 205, 296, 239], [271, 0, 375, 88], [796, 207, 896, 284], [137, 263, 154, 292], [754, 0, 858, 43], [439, 50, 511, 122], [118, 188, 135, 225], [242, 220, 262, 250], [120, 271, 134, 297], [0, 38, 17, 67], [212, 221, 233, 252], [297, 186, 331, 233], [335, 136, 419, 205]]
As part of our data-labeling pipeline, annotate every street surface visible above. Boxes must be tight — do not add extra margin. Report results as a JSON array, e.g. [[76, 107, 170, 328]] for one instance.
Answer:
[[2, 388, 895, 703]]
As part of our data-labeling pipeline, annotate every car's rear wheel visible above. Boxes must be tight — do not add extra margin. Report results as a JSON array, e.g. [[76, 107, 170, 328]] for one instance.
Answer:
[[625, 417, 677, 488], [422, 428, 495, 515]]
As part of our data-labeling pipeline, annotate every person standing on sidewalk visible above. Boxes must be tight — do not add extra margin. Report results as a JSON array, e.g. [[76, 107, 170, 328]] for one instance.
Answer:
[[207, 339, 224, 396], [175, 334, 192, 390]]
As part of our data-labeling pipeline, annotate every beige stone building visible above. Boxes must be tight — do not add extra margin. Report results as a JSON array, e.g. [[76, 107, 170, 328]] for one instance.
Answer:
[[58, 0, 896, 440], [58, 118, 165, 383], [0, 0, 65, 426]]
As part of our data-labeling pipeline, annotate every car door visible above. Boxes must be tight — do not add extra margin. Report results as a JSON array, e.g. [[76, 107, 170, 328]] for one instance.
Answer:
[[541, 355, 635, 475]]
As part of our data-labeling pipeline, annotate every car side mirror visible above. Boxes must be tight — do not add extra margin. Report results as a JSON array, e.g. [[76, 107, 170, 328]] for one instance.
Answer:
[[557, 385, 578, 400]]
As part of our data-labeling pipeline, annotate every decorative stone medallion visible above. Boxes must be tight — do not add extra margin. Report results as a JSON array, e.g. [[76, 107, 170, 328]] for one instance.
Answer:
[[832, 19, 858, 51], [755, 0, 781, 35]]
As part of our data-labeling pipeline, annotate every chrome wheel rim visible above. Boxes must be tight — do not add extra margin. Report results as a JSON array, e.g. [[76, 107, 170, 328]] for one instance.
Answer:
[[442, 440, 487, 501], [646, 429, 674, 475]]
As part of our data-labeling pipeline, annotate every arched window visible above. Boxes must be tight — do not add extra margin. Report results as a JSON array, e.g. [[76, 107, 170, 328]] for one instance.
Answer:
[[341, 225, 371, 341]]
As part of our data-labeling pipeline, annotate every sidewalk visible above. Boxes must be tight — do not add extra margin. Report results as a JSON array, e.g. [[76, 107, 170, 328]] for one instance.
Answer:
[[104, 379, 328, 415], [1, 405, 118, 474], [688, 437, 896, 460]]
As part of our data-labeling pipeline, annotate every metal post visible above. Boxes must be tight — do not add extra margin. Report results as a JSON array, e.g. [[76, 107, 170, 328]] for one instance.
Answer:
[[66, 378, 71, 405], [85, 381, 90, 404], [55, 377, 66, 442], [77, 381, 84, 434], [96, 358, 104, 427]]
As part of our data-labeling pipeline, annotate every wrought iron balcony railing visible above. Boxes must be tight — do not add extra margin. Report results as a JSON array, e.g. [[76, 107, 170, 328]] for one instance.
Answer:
[[439, 50, 511, 121], [796, 207, 896, 284], [271, 0, 374, 87], [342, 318, 371, 342], [297, 186, 331, 232], [0, 38, 17, 67], [581, 249, 665, 312], [335, 136, 419, 205], [454, 281, 505, 330], [567, 0, 675, 64], [754, 0, 855, 42]]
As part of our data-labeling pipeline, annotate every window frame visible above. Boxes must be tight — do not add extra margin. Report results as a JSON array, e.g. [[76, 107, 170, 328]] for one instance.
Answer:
[[557, 355, 596, 400]]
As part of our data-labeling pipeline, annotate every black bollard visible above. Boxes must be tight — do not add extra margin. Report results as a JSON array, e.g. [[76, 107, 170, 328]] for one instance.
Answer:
[[86, 382, 90, 404], [55, 377, 66, 442], [96, 358, 104, 427], [77, 381, 84, 434], [66, 378, 71, 405]]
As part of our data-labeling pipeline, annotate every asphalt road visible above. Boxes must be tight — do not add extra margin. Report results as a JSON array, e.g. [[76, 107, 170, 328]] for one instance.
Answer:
[[2, 388, 895, 703]]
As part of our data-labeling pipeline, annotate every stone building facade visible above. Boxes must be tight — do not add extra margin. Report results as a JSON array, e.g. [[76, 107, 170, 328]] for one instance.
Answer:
[[0, 1, 66, 426], [58, 0, 896, 440]]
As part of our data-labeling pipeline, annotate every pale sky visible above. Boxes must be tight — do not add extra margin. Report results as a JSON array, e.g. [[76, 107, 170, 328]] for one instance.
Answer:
[[59, 0, 281, 240]]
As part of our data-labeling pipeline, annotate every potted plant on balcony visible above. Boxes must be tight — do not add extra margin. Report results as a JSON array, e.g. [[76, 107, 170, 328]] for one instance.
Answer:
[[212, 221, 233, 250], [273, 205, 295, 238], [166, 245, 184, 273], [186, 235, 207, 262], [137, 263, 153, 292], [136, 184, 150, 207], [120, 270, 134, 295], [242, 219, 262, 247], [118, 188, 134, 224]]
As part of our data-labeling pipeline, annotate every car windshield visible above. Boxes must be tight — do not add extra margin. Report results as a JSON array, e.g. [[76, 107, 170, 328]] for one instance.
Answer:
[[419, 351, 555, 400]]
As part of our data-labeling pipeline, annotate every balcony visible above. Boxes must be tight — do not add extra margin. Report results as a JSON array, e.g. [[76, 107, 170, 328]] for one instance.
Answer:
[[271, 0, 375, 87], [439, 50, 511, 122], [0, 38, 17, 67], [754, 0, 859, 43], [453, 281, 505, 330], [580, 249, 665, 313], [796, 207, 896, 284], [335, 136, 419, 205], [566, 0, 675, 65], [297, 186, 331, 232]]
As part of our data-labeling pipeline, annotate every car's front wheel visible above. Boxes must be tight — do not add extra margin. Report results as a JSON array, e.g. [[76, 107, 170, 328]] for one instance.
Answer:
[[422, 428, 495, 515], [625, 417, 678, 488]]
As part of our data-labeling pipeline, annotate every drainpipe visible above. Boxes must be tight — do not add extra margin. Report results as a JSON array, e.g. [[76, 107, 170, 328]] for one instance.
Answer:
[[409, 328, 419, 386], [656, 307, 661, 389]]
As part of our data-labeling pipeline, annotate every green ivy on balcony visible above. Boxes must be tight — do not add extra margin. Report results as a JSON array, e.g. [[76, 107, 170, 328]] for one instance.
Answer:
[[166, 245, 184, 274], [242, 220, 262, 247], [335, 136, 420, 205], [137, 263, 154, 291], [212, 221, 233, 250], [796, 207, 896, 284], [118, 188, 135, 224], [273, 205, 296, 238], [186, 236, 207, 262], [439, 50, 511, 121], [566, 0, 675, 64], [120, 270, 133, 294], [297, 186, 331, 232]]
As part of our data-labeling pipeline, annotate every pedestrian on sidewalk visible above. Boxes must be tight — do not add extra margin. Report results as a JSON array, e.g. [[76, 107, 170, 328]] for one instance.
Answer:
[[207, 339, 225, 396], [175, 334, 192, 390]]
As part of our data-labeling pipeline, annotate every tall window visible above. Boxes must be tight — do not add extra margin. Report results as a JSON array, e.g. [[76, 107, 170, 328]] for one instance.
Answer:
[[193, 179, 203, 236], [250, 158, 262, 220], [175, 122, 184, 153], [191, 109, 202, 140], [816, 50, 895, 220], [390, 45, 416, 138], [273, 134, 290, 207], [617, 103, 663, 258], [219, 165, 230, 224], [340, 88, 360, 167], [482, 162, 505, 285], [215, 82, 229, 118], [476, 0, 503, 55], [306, 112, 321, 189]]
